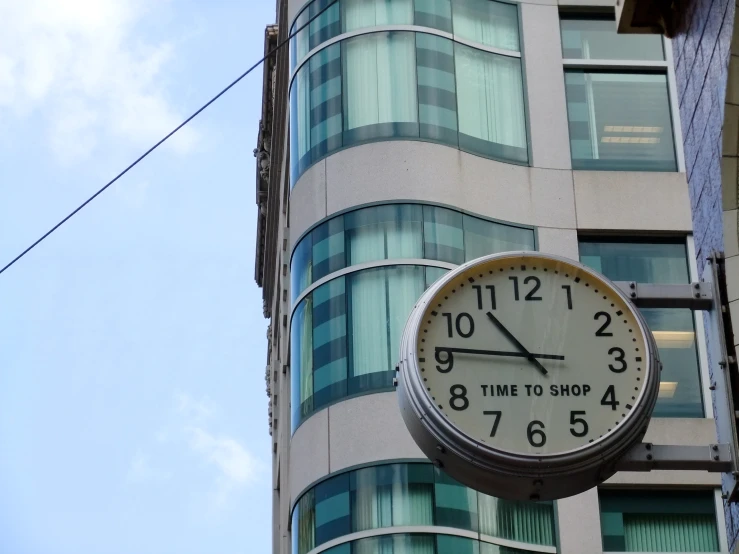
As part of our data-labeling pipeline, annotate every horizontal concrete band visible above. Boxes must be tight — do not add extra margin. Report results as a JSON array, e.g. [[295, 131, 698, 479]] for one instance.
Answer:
[[305, 526, 557, 554], [288, 391, 720, 508], [289, 141, 693, 253]]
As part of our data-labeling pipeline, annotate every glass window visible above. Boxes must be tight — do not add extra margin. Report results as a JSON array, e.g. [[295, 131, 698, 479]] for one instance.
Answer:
[[291, 204, 535, 301], [342, 0, 414, 32], [455, 42, 527, 163], [478, 495, 555, 545], [437, 536, 479, 554], [560, 15, 664, 61], [309, 0, 342, 51], [315, 473, 351, 544], [291, 30, 529, 187], [415, 0, 453, 32], [312, 277, 348, 410], [345, 204, 424, 265], [565, 71, 676, 171], [452, 0, 519, 51], [599, 490, 720, 552], [312, 216, 346, 283], [291, 463, 557, 554], [463, 214, 535, 262], [291, 298, 313, 432], [343, 32, 419, 144], [434, 466, 478, 531], [580, 239, 704, 418], [350, 464, 434, 530], [417, 34, 459, 147], [423, 206, 465, 264], [309, 43, 343, 163]]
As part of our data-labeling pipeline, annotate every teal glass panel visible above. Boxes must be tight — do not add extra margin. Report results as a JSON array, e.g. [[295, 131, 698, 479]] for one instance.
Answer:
[[354, 534, 436, 554], [463, 215, 535, 262], [579, 240, 703, 418], [345, 204, 424, 265], [309, 0, 341, 50], [350, 464, 434, 531], [599, 490, 720, 552], [322, 545, 351, 554], [479, 544, 532, 554], [454, 42, 527, 163], [291, 233, 313, 305], [560, 15, 664, 61], [315, 473, 351, 544], [425, 266, 449, 288], [388, 266, 425, 367], [291, 8, 311, 70], [312, 277, 348, 409], [416, 34, 459, 146], [342, 0, 413, 32], [291, 298, 314, 431], [313, 217, 346, 282], [437, 536, 479, 554], [565, 71, 676, 171], [310, 43, 343, 162], [433, 467, 478, 531], [424, 206, 465, 264], [294, 489, 316, 554], [415, 0, 453, 32], [478, 494, 556, 546], [343, 31, 419, 143], [290, 63, 311, 186], [452, 0, 519, 51], [347, 267, 391, 391]]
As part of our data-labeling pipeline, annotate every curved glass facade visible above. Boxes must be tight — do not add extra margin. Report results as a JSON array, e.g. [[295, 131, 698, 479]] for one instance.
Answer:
[[290, 0, 520, 70], [290, 27, 527, 186], [291, 204, 535, 303], [291, 265, 446, 431], [292, 463, 556, 554]]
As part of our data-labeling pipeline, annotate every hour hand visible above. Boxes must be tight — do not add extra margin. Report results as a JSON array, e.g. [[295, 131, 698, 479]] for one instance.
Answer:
[[486, 312, 548, 376]]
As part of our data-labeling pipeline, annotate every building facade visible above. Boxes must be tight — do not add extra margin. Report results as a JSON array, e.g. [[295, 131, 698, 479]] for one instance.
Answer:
[[255, 0, 736, 552]]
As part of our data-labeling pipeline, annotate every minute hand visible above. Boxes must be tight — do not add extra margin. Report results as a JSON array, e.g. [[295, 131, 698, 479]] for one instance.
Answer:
[[486, 311, 549, 376]]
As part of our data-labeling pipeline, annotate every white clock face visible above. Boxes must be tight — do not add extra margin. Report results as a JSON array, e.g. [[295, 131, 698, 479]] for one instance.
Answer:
[[416, 255, 650, 456]]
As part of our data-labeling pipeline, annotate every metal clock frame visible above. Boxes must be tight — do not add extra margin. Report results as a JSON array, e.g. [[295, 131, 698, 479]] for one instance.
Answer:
[[396, 251, 662, 501]]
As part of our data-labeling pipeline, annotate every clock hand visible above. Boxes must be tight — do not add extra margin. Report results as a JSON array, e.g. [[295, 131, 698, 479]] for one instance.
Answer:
[[435, 347, 564, 361], [485, 312, 549, 376]]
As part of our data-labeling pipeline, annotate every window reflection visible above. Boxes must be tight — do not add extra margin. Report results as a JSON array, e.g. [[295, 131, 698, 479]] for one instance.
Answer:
[[291, 204, 535, 303], [293, 463, 556, 554], [579, 239, 704, 418]]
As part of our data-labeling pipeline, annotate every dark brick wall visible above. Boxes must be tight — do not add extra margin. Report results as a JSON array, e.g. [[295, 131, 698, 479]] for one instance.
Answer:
[[672, 0, 736, 549], [673, 0, 734, 273]]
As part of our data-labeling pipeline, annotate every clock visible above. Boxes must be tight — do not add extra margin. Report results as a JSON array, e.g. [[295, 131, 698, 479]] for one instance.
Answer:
[[396, 252, 659, 501]]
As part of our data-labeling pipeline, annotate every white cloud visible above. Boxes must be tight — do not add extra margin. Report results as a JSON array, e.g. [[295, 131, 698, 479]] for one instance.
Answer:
[[175, 392, 265, 508], [185, 426, 263, 487], [0, 0, 198, 164], [126, 450, 172, 484]]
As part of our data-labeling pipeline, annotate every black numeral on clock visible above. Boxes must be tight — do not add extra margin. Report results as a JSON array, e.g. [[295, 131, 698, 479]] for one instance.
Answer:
[[527, 420, 546, 447], [483, 410, 502, 437], [594, 312, 613, 337], [562, 285, 573, 310], [435, 348, 454, 373], [510, 276, 542, 301], [569, 411, 588, 437], [472, 285, 496, 310], [442, 313, 475, 338], [608, 347, 627, 373], [449, 385, 469, 411], [600, 385, 620, 411]]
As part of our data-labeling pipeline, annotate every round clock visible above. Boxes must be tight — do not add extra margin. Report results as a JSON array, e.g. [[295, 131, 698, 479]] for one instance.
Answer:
[[396, 252, 660, 501]]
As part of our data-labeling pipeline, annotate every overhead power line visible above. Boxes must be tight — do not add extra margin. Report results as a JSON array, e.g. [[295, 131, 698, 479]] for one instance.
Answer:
[[0, 0, 338, 277]]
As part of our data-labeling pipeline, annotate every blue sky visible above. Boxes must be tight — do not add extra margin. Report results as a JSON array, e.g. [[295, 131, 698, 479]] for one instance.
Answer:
[[0, 1, 274, 552]]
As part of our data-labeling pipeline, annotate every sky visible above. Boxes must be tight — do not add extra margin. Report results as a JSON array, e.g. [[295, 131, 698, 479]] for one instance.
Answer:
[[0, 1, 275, 553]]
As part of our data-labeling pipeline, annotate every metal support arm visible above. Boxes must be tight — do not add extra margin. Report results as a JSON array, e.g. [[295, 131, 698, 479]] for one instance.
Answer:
[[615, 443, 732, 472], [614, 281, 713, 310]]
